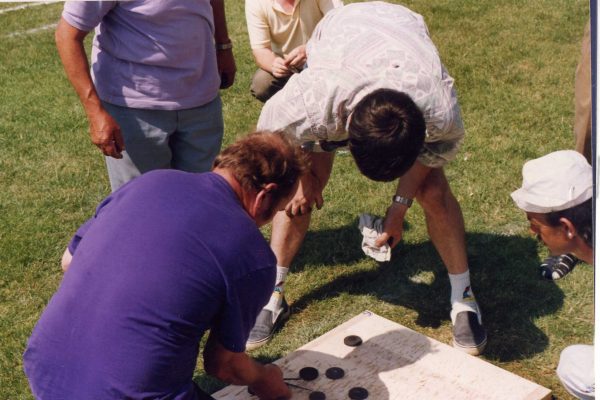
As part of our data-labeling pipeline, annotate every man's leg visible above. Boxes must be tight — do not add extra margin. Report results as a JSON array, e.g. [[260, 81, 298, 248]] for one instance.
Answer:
[[171, 96, 224, 173], [574, 22, 591, 163], [415, 168, 487, 355], [250, 69, 290, 103], [102, 102, 176, 192], [247, 152, 335, 350], [245, 212, 312, 350]]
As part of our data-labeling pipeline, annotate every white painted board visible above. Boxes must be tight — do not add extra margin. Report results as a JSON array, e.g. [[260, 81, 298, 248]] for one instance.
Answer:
[[213, 311, 551, 400]]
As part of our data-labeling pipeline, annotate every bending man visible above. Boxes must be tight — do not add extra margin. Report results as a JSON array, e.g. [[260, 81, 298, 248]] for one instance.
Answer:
[[23, 132, 305, 400], [249, 2, 487, 355]]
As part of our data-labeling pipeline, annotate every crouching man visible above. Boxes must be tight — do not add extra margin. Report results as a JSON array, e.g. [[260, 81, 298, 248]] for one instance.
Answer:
[[511, 150, 593, 400], [23, 132, 305, 400]]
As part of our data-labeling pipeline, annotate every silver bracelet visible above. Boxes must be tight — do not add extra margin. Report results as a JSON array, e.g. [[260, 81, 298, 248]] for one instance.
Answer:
[[392, 195, 413, 207]]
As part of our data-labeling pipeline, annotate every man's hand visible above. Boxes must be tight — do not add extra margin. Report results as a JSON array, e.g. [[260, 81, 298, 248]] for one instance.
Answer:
[[375, 202, 409, 248], [271, 57, 292, 78], [217, 48, 236, 89], [248, 364, 291, 400], [88, 108, 124, 159], [204, 335, 290, 400], [61, 248, 73, 272], [284, 45, 307, 72], [285, 172, 324, 217]]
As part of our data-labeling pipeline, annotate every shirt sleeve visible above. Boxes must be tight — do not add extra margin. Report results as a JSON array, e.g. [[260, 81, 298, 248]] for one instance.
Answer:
[[67, 194, 114, 255], [417, 68, 466, 168], [245, 0, 271, 50], [212, 266, 275, 352], [318, 0, 344, 14], [62, 1, 117, 32]]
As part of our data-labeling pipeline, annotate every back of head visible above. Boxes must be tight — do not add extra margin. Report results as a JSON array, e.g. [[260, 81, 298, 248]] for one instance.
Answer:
[[213, 131, 307, 203], [348, 89, 426, 181]]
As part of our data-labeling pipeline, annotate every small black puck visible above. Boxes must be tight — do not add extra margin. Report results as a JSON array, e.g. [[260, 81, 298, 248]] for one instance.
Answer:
[[343, 335, 363, 347], [247, 386, 255, 396], [309, 391, 327, 400], [299, 366, 319, 381], [325, 367, 345, 380], [348, 387, 369, 399]]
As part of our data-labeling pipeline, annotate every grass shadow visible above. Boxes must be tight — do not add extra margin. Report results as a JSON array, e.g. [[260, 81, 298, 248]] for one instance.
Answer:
[[290, 219, 411, 272], [289, 230, 563, 362]]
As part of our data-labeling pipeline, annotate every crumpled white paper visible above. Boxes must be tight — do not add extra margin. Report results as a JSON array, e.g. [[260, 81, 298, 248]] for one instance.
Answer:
[[358, 213, 391, 262]]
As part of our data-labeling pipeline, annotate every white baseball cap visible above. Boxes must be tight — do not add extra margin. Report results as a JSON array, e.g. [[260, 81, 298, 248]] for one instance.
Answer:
[[511, 150, 593, 213]]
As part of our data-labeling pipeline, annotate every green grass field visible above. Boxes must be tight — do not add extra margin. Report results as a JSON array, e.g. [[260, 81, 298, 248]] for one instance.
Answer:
[[0, 1, 592, 399]]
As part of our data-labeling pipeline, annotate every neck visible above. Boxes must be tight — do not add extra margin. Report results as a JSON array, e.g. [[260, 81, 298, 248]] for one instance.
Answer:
[[213, 168, 256, 216], [573, 238, 593, 265], [276, 0, 295, 12]]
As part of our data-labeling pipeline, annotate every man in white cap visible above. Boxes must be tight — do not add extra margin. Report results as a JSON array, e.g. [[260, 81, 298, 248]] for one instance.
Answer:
[[511, 149, 593, 400]]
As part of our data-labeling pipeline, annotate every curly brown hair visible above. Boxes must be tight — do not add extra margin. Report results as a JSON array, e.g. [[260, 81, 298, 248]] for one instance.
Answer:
[[213, 131, 308, 203]]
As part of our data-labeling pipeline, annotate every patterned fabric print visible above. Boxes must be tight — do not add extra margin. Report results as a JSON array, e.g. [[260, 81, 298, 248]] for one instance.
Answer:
[[258, 2, 465, 168]]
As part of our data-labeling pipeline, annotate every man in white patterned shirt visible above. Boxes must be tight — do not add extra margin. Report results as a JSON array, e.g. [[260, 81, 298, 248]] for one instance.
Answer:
[[248, 1, 487, 356]]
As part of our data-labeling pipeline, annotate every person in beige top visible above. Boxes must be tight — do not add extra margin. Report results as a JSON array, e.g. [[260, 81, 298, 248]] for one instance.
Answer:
[[245, 0, 343, 102]]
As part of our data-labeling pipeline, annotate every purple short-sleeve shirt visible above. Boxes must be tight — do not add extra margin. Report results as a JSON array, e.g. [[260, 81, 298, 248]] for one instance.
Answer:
[[24, 171, 275, 399], [62, 1, 220, 110]]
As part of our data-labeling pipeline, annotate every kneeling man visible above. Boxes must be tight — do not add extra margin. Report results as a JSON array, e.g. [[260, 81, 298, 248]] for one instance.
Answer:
[[511, 150, 593, 400], [23, 132, 305, 400]]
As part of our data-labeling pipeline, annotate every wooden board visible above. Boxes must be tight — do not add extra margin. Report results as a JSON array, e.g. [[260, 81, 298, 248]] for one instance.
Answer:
[[213, 311, 551, 400]]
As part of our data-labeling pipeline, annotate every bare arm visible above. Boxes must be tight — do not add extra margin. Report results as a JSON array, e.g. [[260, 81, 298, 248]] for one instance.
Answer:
[[210, 0, 236, 89], [375, 161, 432, 248], [55, 17, 124, 158], [203, 333, 291, 399]]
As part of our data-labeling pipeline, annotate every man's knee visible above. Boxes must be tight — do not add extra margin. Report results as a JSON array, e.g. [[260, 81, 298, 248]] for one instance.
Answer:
[[250, 69, 287, 103], [416, 169, 452, 211]]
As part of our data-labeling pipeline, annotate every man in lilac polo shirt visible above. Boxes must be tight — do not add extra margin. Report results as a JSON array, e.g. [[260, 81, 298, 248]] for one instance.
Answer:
[[23, 132, 305, 400], [55, 1, 237, 191]]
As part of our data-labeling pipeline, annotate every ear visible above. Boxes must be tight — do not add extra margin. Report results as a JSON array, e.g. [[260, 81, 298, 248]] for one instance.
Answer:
[[250, 183, 278, 219], [559, 217, 577, 239]]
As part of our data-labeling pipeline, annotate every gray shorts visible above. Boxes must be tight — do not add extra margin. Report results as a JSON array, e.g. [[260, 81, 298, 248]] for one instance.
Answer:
[[103, 96, 224, 191]]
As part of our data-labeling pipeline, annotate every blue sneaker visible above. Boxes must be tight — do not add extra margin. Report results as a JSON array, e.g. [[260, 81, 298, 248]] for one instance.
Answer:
[[540, 254, 578, 280]]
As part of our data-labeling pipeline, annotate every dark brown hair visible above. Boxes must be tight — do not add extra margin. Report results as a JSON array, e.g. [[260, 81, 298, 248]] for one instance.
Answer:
[[348, 89, 426, 181], [546, 198, 593, 249], [213, 131, 308, 203]]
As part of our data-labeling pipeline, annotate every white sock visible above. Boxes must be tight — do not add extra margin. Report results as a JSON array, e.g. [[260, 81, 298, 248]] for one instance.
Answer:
[[448, 270, 481, 324], [264, 266, 288, 312]]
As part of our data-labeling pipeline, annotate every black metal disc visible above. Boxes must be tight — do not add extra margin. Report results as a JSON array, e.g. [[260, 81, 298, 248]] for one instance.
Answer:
[[309, 391, 327, 400], [348, 387, 369, 400], [299, 366, 319, 381], [247, 386, 256, 396], [325, 367, 345, 380], [343, 335, 363, 347]]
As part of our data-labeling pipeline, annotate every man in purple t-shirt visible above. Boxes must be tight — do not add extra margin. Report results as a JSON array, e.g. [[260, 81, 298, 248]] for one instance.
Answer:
[[23, 132, 305, 400], [55, 1, 237, 191]]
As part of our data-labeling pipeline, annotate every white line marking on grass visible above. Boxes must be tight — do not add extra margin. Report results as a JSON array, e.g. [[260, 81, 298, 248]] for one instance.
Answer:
[[0, 2, 58, 15], [5, 22, 57, 38]]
